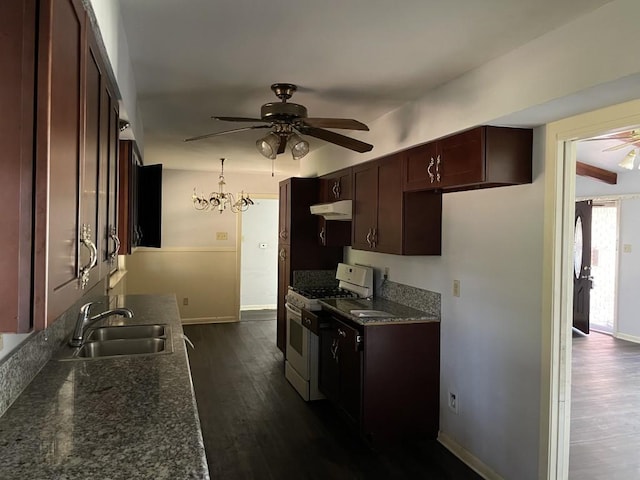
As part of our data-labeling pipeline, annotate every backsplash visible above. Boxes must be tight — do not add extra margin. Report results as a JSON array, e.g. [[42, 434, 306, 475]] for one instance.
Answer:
[[292, 270, 338, 288], [0, 282, 110, 418], [377, 280, 441, 317]]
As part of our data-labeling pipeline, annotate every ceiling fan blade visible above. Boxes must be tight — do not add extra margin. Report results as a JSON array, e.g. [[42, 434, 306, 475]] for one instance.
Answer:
[[212, 116, 268, 123], [302, 118, 369, 131], [184, 125, 270, 142], [277, 135, 287, 154], [602, 140, 640, 152], [301, 126, 373, 153]]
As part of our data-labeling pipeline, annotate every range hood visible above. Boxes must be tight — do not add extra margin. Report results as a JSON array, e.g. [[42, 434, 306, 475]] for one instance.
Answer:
[[309, 200, 352, 221]]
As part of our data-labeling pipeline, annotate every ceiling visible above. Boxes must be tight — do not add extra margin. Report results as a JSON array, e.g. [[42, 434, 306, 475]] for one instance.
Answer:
[[576, 130, 640, 175], [118, 0, 615, 175]]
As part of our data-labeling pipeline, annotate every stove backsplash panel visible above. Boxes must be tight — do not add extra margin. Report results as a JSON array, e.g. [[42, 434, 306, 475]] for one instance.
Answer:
[[292, 270, 338, 288]]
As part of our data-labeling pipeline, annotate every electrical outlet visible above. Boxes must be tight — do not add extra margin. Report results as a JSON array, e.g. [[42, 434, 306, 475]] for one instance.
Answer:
[[453, 280, 461, 297], [183, 297, 189, 306], [448, 391, 458, 414], [216, 231, 228, 241]]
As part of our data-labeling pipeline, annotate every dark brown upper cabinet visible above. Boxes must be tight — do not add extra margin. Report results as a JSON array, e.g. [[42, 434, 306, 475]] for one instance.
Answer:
[[352, 154, 442, 256], [2, 0, 120, 332], [403, 126, 533, 192], [317, 168, 352, 247], [319, 168, 353, 202]]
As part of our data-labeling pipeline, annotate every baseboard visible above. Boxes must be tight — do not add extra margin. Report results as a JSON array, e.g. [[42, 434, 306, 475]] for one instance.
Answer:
[[437, 431, 502, 480], [181, 316, 238, 325], [614, 331, 640, 344], [241, 305, 276, 311]]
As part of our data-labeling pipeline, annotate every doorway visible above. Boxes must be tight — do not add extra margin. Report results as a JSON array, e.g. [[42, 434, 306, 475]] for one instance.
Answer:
[[545, 100, 640, 479], [238, 196, 279, 320]]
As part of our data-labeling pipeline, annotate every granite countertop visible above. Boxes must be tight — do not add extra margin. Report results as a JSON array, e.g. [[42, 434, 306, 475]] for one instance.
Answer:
[[0, 294, 210, 480], [319, 297, 440, 326]]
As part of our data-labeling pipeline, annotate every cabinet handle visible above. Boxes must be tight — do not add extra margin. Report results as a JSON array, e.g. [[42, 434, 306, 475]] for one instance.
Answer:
[[337, 328, 347, 338], [319, 227, 326, 246], [279, 248, 286, 261], [79, 224, 97, 289], [332, 181, 341, 199], [436, 155, 441, 183], [331, 338, 339, 362], [366, 228, 373, 248], [279, 229, 288, 240], [108, 226, 120, 264], [371, 228, 377, 248], [427, 157, 435, 183]]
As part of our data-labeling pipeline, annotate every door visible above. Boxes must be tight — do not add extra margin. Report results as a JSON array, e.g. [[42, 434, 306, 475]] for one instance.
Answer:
[[573, 200, 593, 334]]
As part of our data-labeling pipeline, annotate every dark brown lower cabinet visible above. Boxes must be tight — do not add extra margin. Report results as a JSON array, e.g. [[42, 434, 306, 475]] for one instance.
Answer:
[[319, 311, 440, 447]]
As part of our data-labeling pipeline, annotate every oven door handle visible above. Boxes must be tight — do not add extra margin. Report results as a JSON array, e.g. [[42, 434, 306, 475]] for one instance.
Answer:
[[285, 303, 302, 318]]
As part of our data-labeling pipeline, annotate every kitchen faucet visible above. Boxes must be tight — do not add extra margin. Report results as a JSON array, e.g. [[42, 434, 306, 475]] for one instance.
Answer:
[[69, 301, 133, 347]]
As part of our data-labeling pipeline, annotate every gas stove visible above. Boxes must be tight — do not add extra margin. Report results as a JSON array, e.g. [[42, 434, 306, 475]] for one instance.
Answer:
[[286, 263, 374, 311]]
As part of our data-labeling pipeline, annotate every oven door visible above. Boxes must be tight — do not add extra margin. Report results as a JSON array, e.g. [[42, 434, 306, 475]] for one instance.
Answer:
[[285, 302, 310, 380]]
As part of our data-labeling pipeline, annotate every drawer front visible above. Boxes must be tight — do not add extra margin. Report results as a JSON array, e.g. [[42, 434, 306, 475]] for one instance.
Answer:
[[301, 308, 320, 335]]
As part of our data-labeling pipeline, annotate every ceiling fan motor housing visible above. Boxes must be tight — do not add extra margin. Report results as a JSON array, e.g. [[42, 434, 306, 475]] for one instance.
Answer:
[[261, 102, 308, 121]]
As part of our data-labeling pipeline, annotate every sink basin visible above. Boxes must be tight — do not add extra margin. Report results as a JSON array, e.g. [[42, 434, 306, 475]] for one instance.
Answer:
[[349, 309, 393, 318], [76, 338, 168, 358], [86, 324, 166, 341], [57, 323, 174, 361]]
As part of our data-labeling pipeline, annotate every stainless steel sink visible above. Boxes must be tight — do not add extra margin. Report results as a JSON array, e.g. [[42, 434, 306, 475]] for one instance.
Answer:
[[57, 323, 173, 361], [77, 338, 167, 358], [86, 324, 166, 341]]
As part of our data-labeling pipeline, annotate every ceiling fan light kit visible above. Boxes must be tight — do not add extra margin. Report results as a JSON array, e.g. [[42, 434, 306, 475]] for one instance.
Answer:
[[185, 83, 373, 160], [618, 149, 638, 170]]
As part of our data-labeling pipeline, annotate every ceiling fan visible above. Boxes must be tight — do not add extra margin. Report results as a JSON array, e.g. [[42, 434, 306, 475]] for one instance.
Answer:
[[585, 129, 640, 170], [184, 83, 373, 160]]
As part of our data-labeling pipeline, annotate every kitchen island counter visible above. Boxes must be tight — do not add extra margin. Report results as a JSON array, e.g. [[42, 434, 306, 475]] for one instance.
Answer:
[[0, 294, 209, 480], [319, 296, 439, 325]]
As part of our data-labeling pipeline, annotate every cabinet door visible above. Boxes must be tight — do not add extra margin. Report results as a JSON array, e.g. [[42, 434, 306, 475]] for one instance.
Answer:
[[278, 180, 290, 245], [83, 34, 104, 291], [403, 142, 440, 191], [375, 154, 403, 254], [36, 0, 87, 325], [318, 320, 340, 402], [351, 163, 378, 251], [438, 127, 484, 188], [0, 0, 36, 332], [336, 318, 362, 423], [276, 243, 290, 352], [106, 96, 120, 269], [320, 168, 352, 202]]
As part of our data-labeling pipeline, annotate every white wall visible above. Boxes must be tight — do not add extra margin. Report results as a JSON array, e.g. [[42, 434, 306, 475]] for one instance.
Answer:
[[240, 198, 278, 309], [0, 333, 30, 362], [298, 1, 640, 478], [88, 0, 143, 144], [617, 198, 640, 338]]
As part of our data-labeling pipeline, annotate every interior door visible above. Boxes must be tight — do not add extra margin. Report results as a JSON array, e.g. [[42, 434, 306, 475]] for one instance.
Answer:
[[573, 200, 593, 334]]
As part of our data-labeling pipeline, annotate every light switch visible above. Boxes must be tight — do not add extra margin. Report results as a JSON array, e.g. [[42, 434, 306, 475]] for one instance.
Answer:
[[453, 280, 461, 298], [623, 244, 632, 253], [216, 232, 228, 241]]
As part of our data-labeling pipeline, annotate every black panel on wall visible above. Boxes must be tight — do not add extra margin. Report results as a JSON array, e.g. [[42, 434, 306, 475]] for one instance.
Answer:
[[136, 164, 162, 248]]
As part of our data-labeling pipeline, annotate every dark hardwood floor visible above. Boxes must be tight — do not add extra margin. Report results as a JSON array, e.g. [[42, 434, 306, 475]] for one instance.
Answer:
[[184, 321, 481, 480], [570, 331, 640, 479]]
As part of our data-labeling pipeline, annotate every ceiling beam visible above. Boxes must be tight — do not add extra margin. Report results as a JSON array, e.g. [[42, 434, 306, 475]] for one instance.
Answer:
[[576, 161, 617, 185]]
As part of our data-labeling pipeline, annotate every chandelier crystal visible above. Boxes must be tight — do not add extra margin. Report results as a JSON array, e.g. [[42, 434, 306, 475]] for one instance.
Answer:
[[192, 158, 254, 213]]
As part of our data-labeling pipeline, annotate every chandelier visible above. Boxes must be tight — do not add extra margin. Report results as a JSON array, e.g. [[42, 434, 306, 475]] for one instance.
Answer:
[[192, 158, 254, 213]]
